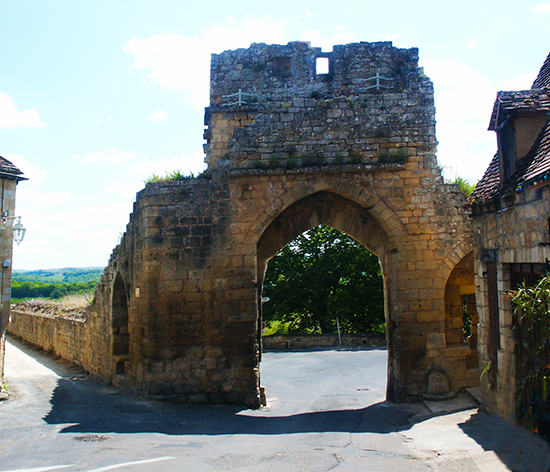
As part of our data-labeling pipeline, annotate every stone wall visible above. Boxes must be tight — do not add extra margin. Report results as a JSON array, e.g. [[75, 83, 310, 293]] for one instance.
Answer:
[[471, 182, 550, 419], [8, 301, 87, 368], [263, 333, 386, 350], [205, 42, 432, 172], [0, 176, 22, 391], [6, 42, 477, 407]]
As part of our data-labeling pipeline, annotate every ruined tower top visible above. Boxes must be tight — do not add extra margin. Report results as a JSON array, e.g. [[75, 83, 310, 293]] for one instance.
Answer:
[[209, 41, 422, 102], [203, 41, 436, 173]]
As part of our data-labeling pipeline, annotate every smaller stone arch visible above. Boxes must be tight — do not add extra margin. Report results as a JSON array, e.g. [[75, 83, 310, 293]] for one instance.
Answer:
[[441, 252, 480, 390], [444, 252, 478, 349], [111, 272, 129, 377]]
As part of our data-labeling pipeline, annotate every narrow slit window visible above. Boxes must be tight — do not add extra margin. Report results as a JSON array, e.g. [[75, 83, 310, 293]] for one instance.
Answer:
[[316, 57, 329, 75]]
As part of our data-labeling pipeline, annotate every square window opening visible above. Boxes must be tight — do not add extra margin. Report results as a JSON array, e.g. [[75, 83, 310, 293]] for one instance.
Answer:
[[316, 57, 329, 75]]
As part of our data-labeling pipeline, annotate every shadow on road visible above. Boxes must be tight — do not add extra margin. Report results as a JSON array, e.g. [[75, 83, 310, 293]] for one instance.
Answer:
[[44, 376, 420, 436], [7, 335, 550, 471], [458, 411, 550, 472], [3, 335, 416, 437]]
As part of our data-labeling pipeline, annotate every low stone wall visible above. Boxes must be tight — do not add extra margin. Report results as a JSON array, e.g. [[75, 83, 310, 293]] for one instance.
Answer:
[[7, 301, 88, 368], [263, 333, 386, 350]]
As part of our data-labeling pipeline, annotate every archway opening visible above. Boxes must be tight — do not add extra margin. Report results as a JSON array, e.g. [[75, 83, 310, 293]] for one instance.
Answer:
[[112, 273, 129, 377], [444, 252, 478, 369], [261, 224, 385, 337], [259, 224, 388, 409], [256, 191, 393, 405]]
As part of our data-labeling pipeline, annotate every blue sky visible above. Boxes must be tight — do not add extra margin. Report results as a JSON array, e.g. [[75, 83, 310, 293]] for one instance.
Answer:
[[1, 1, 549, 270]]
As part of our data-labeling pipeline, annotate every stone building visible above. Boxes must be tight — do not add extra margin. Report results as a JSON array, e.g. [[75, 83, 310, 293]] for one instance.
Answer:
[[9, 42, 477, 407], [469, 51, 550, 421], [0, 156, 26, 397]]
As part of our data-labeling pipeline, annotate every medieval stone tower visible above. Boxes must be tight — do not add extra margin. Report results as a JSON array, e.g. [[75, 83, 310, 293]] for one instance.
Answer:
[[38, 41, 477, 407]]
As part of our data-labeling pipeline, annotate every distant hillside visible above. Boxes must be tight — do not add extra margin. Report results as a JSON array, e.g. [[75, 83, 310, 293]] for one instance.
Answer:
[[13, 267, 104, 284]]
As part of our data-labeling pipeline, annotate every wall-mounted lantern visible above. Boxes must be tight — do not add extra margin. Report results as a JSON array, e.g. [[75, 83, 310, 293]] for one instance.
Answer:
[[1, 211, 26, 245]]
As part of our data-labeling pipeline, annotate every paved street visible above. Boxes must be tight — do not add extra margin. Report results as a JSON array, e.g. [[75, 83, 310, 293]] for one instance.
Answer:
[[1, 336, 549, 471]]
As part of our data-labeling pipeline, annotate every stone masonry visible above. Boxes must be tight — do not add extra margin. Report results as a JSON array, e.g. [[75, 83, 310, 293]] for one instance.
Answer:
[[0, 157, 26, 395], [8, 42, 477, 407], [468, 55, 550, 421], [471, 185, 550, 418]]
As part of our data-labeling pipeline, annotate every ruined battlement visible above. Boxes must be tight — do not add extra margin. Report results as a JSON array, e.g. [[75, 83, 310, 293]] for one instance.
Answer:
[[204, 41, 436, 172], [209, 41, 423, 101]]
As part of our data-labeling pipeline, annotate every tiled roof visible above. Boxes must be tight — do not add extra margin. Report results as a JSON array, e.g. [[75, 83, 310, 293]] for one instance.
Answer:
[[469, 122, 550, 205], [533, 51, 550, 89], [468, 152, 500, 204], [488, 89, 550, 131], [0, 156, 25, 178], [471, 51, 550, 206], [519, 121, 550, 185]]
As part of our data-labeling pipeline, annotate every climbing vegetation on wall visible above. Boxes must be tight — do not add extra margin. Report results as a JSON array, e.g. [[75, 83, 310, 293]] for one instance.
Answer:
[[511, 276, 550, 441]]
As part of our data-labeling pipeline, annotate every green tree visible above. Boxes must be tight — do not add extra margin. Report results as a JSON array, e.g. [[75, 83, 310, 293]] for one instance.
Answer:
[[11, 280, 97, 301], [262, 225, 384, 334]]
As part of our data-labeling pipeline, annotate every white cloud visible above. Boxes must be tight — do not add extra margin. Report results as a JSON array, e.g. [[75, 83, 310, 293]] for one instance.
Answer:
[[300, 27, 355, 52], [124, 17, 287, 109], [104, 182, 143, 198], [75, 148, 138, 164], [0, 93, 48, 128], [204, 17, 286, 47], [12, 203, 132, 269], [497, 71, 538, 91], [3, 154, 48, 185], [54, 204, 130, 231], [422, 59, 497, 182], [531, 2, 550, 14], [130, 152, 207, 180], [424, 59, 495, 121], [148, 110, 168, 120], [467, 38, 478, 50], [16, 187, 72, 209], [384, 31, 403, 43]]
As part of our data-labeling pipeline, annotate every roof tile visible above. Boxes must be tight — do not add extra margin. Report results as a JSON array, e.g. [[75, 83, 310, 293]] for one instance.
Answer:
[[533, 51, 550, 89], [0, 156, 24, 177], [488, 89, 550, 131]]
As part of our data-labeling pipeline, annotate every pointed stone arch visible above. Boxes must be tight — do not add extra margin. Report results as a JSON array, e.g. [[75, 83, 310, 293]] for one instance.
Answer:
[[243, 178, 407, 247], [255, 189, 403, 399], [440, 251, 479, 389], [112, 272, 129, 377]]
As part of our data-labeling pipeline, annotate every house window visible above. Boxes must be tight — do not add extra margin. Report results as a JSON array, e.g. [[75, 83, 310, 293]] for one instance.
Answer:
[[497, 124, 516, 183], [510, 263, 545, 288]]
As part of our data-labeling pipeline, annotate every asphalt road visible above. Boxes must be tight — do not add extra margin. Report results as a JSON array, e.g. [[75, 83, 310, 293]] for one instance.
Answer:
[[1, 336, 549, 472]]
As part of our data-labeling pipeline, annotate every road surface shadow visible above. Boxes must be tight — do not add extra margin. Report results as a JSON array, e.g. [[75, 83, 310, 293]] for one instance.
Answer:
[[43, 376, 421, 436], [8, 336, 550, 471], [458, 411, 550, 472], [7, 334, 419, 436]]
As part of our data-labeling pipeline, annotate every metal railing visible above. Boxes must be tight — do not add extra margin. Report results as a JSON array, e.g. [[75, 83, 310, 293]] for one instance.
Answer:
[[364, 72, 394, 91], [221, 89, 256, 107]]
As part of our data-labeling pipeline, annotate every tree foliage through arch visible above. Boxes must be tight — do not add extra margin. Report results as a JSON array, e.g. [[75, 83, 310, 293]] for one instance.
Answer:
[[262, 225, 384, 334]]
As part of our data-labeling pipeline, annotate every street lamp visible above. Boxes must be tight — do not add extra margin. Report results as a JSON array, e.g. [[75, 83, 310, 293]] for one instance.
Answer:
[[11, 217, 26, 245], [1, 212, 26, 245]]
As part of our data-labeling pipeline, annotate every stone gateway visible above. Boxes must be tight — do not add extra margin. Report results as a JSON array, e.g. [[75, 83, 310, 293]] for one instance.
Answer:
[[10, 42, 478, 407]]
